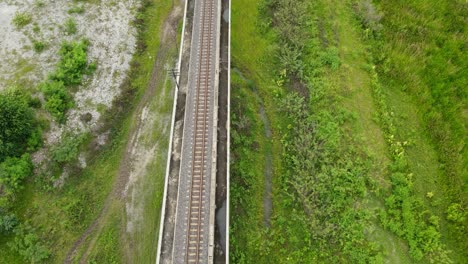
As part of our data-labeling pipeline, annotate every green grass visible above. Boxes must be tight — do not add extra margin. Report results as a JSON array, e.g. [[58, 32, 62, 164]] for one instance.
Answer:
[[12, 12, 32, 28], [232, 0, 465, 263], [231, 0, 285, 262], [364, 0, 466, 261]]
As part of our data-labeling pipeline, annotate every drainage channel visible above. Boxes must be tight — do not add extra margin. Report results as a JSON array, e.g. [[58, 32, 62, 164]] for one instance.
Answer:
[[214, 0, 230, 263]]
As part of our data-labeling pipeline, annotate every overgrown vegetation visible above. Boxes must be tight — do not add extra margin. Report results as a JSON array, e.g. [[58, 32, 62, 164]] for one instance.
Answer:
[[0, 89, 46, 262], [0, 0, 176, 262], [41, 40, 94, 122], [0, 90, 37, 161], [232, 0, 466, 262], [8, 223, 50, 263], [352, 0, 467, 261]]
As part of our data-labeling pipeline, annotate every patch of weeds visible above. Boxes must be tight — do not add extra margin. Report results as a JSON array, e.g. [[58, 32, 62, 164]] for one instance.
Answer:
[[64, 18, 77, 35], [32, 23, 40, 33], [41, 40, 94, 122], [7, 223, 50, 263], [40, 80, 74, 123], [51, 132, 88, 164], [68, 5, 85, 14], [34, 0, 45, 8], [96, 103, 107, 114], [32, 40, 46, 53], [12, 12, 32, 29]]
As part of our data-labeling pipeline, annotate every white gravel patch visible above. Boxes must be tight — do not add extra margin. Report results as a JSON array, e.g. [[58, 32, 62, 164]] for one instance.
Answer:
[[0, 0, 139, 143]]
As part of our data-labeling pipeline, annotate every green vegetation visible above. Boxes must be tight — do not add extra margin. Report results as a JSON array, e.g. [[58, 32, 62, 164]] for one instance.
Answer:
[[41, 80, 73, 122], [51, 40, 93, 86], [0, 90, 36, 161], [81, 0, 179, 262], [8, 223, 50, 263], [32, 40, 45, 53], [51, 132, 88, 164], [0, 89, 45, 262], [68, 5, 85, 14], [0, 0, 177, 262], [64, 18, 77, 35], [41, 40, 93, 122], [32, 23, 40, 33], [12, 12, 32, 28], [232, 0, 466, 263], [0, 154, 33, 203]]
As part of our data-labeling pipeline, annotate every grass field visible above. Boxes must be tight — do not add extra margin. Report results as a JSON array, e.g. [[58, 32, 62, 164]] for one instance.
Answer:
[[231, 0, 466, 263]]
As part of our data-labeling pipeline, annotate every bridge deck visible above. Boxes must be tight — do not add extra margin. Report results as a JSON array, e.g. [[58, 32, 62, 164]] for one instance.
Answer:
[[171, 0, 220, 263]]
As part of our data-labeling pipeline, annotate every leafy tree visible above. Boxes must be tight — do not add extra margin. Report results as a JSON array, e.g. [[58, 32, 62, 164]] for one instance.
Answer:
[[0, 90, 35, 161]]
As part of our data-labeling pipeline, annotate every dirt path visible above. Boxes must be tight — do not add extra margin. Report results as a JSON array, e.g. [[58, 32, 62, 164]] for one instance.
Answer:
[[64, 2, 184, 263]]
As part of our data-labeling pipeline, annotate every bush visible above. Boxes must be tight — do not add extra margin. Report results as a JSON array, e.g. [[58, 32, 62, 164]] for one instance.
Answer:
[[51, 132, 87, 163], [41, 40, 93, 122], [40, 80, 73, 123], [49, 40, 91, 86], [0, 90, 35, 161], [0, 154, 33, 197], [446, 203, 466, 224], [12, 12, 32, 28], [0, 214, 19, 235], [8, 223, 50, 263]]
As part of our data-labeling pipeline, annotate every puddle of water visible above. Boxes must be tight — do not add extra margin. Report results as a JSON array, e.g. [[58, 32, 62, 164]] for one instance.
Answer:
[[259, 105, 273, 227], [216, 199, 227, 253], [223, 8, 229, 23]]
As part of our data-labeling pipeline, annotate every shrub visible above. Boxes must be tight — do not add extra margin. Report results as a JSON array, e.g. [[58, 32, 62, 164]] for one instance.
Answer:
[[41, 40, 93, 122], [40, 80, 73, 123], [446, 203, 466, 224], [0, 154, 33, 197], [51, 132, 87, 163], [353, 0, 383, 35], [12, 12, 32, 28], [8, 223, 50, 263], [0, 214, 19, 235], [32, 23, 40, 33], [49, 40, 91, 86], [0, 90, 35, 161]]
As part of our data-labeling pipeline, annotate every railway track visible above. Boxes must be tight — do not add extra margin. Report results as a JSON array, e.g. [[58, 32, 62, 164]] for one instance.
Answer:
[[185, 0, 215, 263]]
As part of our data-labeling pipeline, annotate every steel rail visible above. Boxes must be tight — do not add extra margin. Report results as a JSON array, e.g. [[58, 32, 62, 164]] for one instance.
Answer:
[[185, 0, 214, 262]]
